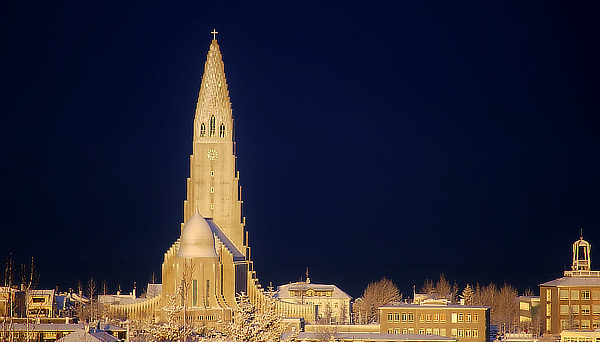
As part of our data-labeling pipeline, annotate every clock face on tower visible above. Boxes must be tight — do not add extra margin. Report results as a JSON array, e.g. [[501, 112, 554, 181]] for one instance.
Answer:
[[207, 149, 219, 160]]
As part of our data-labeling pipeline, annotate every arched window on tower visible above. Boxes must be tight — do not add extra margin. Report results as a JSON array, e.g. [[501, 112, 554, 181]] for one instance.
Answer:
[[200, 123, 206, 137], [209, 116, 216, 137], [219, 123, 226, 138]]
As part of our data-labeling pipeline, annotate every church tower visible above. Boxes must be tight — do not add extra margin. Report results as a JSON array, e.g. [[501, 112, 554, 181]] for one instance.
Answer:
[[183, 36, 245, 253]]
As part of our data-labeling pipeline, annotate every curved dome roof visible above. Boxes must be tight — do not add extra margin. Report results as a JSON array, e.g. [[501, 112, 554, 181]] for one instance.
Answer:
[[177, 212, 218, 258]]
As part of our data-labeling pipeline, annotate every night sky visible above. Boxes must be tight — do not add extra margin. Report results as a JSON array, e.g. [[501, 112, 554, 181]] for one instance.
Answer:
[[1, 1, 599, 298]]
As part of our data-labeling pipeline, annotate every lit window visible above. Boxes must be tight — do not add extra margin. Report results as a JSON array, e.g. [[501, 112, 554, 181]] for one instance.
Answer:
[[426, 313, 432, 322], [419, 329, 425, 335], [572, 290, 580, 300], [394, 313, 400, 322], [210, 170, 214, 177], [219, 123, 226, 138], [561, 319, 568, 330], [472, 313, 478, 323], [458, 313, 464, 323], [433, 328, 439, 335], [582, 290, 591, 300], [420, 313, 426, 322], [210, 203, 214, 209], [458, 329, 464, 338], [441, 329, 446, 337], [408, 313, 414, 322], [572, 305, 580, 315], [546, 318, 551, 332], [583, 305, 591, 315], [402, 328, 408, 334], [593, 305, 600, 315], [387, 329, 393, 334], [200, 123, 206, 137], [451, 329, 458, 338], [593, 320, 600, 329], [426, 328, 432, 334], [560, 305, 569, 315], [192, 279, 198, 306], [466, 329, 472, 338], [560, 289, 569, 300], [593, 291, 600, 300], [394, 329, 399, 334], [408, 328, 414, 334], [452, 313, 458, 323], [582, 320, 591, 329], [547, 303, 552, 316], [388, 313, 393, 323], [547, 288, 552, 300], [466, 313, 472, 322], [441, 313, 446, 322], [209, 116, 216, 137], [402, 313, 407, 322], [210, 187, 214, 193], [473, 330, 478, 338], [434, 313, 439, 322]]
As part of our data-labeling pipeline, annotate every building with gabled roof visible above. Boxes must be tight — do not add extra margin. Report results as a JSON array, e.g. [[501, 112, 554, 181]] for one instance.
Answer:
[[277, 280, 352, 324]]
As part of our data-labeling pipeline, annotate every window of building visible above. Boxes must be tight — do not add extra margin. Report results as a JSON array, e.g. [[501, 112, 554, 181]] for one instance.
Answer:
[[408, 313, 414, 322], [426, 314, 432, 322], [458, 329, 464, 338], [209, 116, 216, 137], [473, 330, 479, 338], [583, 305, 591, 315], [582, 290, 591, 300], [546, 318, 551, 332], [419, 329, 425, 335], [574, 319, 580, 329], [210, 170, 214, 177], [31, 298, 45, 303], [560, 289, 569, 300], [572, 305, 580, 315], [426, 328, 432, 335], [210, 187, 214, 193], [547, 303, 552, 316], [402, 313, 407, 322], [561, 319, 568, 330], [200, 123, 206, 137], [387, 329, 393, 334], [466, 329, 472, 338], [593, 305, 600, 315], [593, 290, 600, 300], [441, 313, 446, 323], [394, 313, 400, 322], [561, 305, 569, 315], [192, 279, 198, 307], [388, 313, 393, 323], [408, 328, 414, 334], [452, 313, 458, 323], [458, 313, 464, 323], [394, 329, 399, 334], [441, 328, 447, 337], [420, 313, 426, 322], [466, 313, 472, 322], [402, 328, 408, 334], [572, 290, 580, 300], [593, 320, 600, 329], [547, 288, 552, 300], [433, 328, 439, 335], [210, 203, 214, 209], [219, 123, 226, 138], [473, 313, 478, 323], [434, 313, 439, 322], [583, 319, 591, 330]]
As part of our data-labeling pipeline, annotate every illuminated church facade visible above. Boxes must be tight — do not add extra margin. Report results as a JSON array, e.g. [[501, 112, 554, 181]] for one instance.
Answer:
[[111, 36, 315, 325]]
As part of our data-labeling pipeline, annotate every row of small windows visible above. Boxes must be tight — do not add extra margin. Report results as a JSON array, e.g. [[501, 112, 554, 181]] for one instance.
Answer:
[[559, 289, 599, 300], [386, 328, 479, 338], [560, 319, 600, 330], [560, 304, 600, 315], [387, 312, 478, 324], [199, 116, 226, 138]]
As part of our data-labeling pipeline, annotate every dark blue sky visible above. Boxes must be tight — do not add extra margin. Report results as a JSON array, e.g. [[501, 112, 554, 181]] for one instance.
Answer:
[[1, 1, 599, 298]]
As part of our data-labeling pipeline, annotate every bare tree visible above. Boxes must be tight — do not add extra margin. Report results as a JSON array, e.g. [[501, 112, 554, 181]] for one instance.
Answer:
[[472, 283, 519, 333], [421, 274, 458, 302], [461, 284, 475, 305], [87, 277, 97, 322], [355, 277, 401, 324]]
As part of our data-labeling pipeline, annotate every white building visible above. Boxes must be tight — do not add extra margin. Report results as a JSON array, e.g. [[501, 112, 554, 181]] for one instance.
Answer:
[[277, 281, 352, 324]]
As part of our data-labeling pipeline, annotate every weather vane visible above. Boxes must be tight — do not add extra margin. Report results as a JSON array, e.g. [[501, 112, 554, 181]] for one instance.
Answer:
[[211, 29, 218, 40]]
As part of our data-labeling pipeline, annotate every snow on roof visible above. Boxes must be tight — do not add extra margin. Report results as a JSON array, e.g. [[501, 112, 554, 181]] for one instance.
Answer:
[[282, 332, 457, 341], [380, 303, 490, 309], [276, 281, 352, 300], [540, 276, 600, 287], [206, 218, 245, 261], [57, 329, 121, 342]]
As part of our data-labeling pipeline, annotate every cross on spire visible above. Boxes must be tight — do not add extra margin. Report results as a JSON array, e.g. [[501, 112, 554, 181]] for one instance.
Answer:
[[211, 29, 218, 40]]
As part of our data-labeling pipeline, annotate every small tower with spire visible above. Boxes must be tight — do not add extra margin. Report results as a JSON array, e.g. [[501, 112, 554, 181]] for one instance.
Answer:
[[572, 232, 591, 271]]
